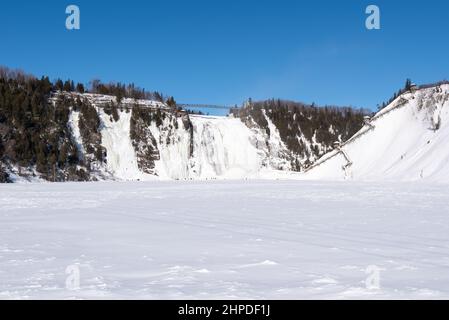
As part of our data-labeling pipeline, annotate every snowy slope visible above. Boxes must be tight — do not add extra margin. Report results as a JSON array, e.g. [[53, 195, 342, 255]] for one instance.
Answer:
[[305, 84, 449, 181], [1, 180, 449, 299]]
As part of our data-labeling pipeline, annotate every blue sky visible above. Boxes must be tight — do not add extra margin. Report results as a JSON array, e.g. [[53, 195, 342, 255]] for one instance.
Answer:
[[0, 0, 448, 112]]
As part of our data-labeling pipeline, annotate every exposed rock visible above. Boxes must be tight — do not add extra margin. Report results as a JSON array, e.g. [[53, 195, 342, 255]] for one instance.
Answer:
[[130, 108, 161, 174]]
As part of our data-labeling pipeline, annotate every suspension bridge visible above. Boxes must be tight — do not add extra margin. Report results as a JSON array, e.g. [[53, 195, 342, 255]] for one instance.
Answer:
[[177, 103, 237, 111]]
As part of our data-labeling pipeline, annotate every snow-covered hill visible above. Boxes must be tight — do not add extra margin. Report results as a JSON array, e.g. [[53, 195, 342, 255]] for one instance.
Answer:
[[305, 84, 449, 181]]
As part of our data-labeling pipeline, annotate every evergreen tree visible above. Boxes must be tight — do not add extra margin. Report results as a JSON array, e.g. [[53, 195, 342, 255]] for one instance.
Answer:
[[166, 96, 176, 108], [76, 83, 85, 93], [405, 78, 412, 91], [55, 79, 64, 91], [63, 80, 73, 92]]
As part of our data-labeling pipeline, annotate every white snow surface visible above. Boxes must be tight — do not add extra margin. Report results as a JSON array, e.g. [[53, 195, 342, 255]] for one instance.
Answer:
[[1, 180, 449, 299], [305, 85, 449, 181]]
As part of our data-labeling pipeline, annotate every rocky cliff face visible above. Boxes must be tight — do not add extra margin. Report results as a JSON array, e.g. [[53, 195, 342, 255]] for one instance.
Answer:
[[233, 99, 366, 170], [1, 90, 366, 182]]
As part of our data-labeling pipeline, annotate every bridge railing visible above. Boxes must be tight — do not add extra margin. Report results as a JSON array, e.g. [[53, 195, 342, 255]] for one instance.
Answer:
[[177, 104, 235, 110]]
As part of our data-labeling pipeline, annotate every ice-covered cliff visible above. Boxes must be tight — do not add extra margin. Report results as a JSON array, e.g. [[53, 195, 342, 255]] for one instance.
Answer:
[[60, 93, 296, 181]]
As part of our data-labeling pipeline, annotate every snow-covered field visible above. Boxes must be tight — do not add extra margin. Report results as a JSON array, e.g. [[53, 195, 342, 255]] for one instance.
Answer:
[[1, 180, 449, 299]]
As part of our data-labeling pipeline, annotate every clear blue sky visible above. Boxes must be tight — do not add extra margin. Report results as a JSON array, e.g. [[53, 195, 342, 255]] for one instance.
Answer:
[[0, 0, 448, 111]]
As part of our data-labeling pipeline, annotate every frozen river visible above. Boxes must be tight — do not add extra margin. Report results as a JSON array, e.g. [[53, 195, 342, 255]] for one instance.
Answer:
[[1, 180, 448, 299]]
